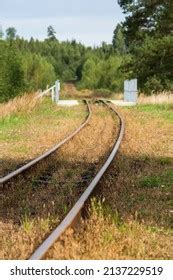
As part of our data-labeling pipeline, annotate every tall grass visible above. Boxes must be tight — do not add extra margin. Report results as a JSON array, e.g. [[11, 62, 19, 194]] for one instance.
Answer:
[[138, 92, 173, 104], [0, 92, 41, 119]]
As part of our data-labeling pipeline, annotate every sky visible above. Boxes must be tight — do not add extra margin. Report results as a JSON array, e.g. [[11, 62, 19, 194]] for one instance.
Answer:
[[0, 0, 125, 46]]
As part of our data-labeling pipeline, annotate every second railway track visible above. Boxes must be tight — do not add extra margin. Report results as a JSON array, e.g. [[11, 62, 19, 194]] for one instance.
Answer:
[[1, 100, 124, 260]]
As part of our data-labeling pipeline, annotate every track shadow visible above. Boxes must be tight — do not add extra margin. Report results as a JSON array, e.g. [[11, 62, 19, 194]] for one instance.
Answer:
[[93, 152, 173, 231], [0, 157, 35, 178], [1, 152, 172, 231]]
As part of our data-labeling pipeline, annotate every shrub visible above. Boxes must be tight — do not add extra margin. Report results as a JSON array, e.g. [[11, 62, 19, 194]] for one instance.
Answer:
[[144, 76, 164, 94]]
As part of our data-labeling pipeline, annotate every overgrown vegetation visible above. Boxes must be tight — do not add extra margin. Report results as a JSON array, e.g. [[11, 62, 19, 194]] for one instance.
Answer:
[[1, 104, 118, 259], [47, 103, 173, 260]]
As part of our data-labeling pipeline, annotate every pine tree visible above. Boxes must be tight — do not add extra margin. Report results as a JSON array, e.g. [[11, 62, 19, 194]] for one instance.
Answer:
[[47, 25, 56, 40]]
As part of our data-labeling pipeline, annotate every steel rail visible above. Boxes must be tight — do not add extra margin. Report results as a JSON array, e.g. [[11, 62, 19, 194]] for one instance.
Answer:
[[29, 100, 125, 260], [0, 100, 91, 185]]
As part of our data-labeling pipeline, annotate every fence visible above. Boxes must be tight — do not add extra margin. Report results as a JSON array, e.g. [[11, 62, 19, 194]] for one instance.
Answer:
[[39, 80, 60, 103]]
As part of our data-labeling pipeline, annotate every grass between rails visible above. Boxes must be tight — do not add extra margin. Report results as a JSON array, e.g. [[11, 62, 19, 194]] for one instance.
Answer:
[[1, 103, 118, 259], [0, 97, 86, 176], [46, 103, 173, 260]]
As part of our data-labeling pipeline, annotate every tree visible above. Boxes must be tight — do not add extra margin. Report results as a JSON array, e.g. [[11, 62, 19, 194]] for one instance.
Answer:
[[128, 36, 173, 91], [6, 27, 17, 40], [112, 23, 126, 54], [80, 57, 101, 89], [0, 44, 25, 101], [118, 0, 173, 46], [118, 0, 173, 92], [47, 25, 56, 40]]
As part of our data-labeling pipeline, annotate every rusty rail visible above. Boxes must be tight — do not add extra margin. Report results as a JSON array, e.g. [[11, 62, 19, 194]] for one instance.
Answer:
[[29, 100, 125, 260]]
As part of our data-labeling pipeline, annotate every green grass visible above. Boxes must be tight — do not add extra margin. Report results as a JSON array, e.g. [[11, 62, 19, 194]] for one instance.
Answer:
[[0, 98, 84, 143], [138, 170, 173, 189], [136, 104, 173, 122], [0, 114, 29, 131], [36, 98, 84, 119]]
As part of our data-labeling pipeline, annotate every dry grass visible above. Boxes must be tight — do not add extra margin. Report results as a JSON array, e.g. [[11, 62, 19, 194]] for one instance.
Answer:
[[61, 83, 93, 99], [46, 200, 172, 260], [0, 98, 86, 176], [46, 104, 173, 260], [61, 83, 123, 100], [1, 103, 118, 259], [0, 92, 41, 119], [138, 92, 173, 104]]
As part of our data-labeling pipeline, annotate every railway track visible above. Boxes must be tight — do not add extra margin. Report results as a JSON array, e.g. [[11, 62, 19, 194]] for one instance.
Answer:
[[1, 100, 124, 260], [0, 100, 91, 185]]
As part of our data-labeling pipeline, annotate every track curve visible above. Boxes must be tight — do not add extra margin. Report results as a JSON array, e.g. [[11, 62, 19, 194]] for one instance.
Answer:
[[29, 100, 125, 260]]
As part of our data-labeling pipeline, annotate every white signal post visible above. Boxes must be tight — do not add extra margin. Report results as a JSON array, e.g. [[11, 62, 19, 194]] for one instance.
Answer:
[[55, 80, 60, 103]]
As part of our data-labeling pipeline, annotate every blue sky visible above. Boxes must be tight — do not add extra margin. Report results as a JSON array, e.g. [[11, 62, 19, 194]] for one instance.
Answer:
[[0, 0, 125, 46]]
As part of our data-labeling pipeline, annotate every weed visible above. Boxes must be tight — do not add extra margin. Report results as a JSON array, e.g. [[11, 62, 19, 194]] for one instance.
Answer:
[[63, 205, 68, 214], [40, 218, 50, 232], [21, 214, 33, 233], [102, 232, 115, 245], [139, 176, 161, 188]]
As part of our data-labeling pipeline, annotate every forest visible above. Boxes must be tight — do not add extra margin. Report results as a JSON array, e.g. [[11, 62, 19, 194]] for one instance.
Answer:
[[0, 0, 172, 102]]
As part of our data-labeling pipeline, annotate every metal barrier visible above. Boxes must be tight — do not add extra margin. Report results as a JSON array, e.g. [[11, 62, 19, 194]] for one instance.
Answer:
[[38, 80, 60, 103]]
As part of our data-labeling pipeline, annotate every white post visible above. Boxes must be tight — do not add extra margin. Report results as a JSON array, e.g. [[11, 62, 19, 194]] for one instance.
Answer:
[[124, 79, 138, 103], [55, 80, 60, 103], [51, 87, 55, 102]]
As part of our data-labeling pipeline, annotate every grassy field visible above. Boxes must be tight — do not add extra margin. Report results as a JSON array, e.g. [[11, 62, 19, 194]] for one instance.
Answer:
[[46, 103, 173, 260], [0, 95, 86, 176], [135, 104, 173, 123]]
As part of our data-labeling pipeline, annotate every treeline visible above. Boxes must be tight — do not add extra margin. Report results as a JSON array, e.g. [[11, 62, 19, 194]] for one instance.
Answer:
[[0, 25, 126, 102]]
